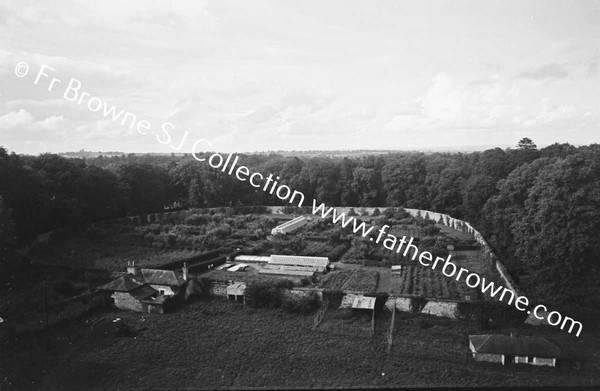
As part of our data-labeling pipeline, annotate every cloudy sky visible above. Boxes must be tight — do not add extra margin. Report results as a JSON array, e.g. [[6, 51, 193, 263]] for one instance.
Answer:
[[0, 0, 599, 154]]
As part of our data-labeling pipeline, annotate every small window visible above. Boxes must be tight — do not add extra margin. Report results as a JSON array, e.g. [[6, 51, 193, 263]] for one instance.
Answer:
[[528, 356, 534, 363], [159, 289, 165, 295]]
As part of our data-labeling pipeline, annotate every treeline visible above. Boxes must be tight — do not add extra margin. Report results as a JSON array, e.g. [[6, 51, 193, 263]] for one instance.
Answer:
[[1, 139, 599, 308]]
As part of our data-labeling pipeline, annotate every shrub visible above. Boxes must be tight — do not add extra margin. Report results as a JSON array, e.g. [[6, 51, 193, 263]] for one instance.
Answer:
[[245, 280, 294, 309], [372, 208, 381, 217], [383, 207, 396, 218], [281, 292, 320, 314], [327, 243, 350, 262]]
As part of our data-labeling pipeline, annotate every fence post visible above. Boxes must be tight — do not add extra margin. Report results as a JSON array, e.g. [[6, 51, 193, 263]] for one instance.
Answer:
[[387, 304, 396, 355]]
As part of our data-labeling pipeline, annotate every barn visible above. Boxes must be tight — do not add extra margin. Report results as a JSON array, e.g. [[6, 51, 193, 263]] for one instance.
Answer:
[[127, 261, 188, 296], [469, 334, 561, 367]]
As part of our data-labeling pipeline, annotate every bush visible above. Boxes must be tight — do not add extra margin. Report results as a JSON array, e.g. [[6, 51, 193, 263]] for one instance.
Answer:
[[372, 208, 381, 217], [245, 280, 295, 309], [327, 243, 350, 262], [281, 292, 320, 314]]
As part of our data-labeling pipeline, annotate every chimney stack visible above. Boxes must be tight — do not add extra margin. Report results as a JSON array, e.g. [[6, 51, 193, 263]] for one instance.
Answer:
[[182, 262, 188, 281], [127, 260, 140, 276]]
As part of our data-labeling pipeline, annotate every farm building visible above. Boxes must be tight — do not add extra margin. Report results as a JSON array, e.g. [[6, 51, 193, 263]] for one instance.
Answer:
[[269, 255, 329, 273], [256, 254, 330, 278], [352, 295, 376, 334], [227, 282, 246, 302], [126, 261, 188, 296], [271, 216, 308, 235], [101, 262, 190, 313], [259, 264, 317, 278], [101, 275, 163, 313], [469, 334, 561, 367]]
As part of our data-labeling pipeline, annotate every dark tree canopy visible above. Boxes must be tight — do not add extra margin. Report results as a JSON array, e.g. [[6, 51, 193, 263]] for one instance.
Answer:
[[1, 142, 600, 311]]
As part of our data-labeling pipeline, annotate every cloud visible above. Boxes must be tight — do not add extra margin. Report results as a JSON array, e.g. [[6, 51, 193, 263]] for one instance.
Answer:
[[30, 115, 66, 131], [515, 63, 569, 81], [0, 109, 34, 129]]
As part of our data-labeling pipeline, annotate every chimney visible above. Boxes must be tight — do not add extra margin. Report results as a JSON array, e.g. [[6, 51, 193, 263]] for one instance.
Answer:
[[182, 262, 188, 281], [127, 260, 140, 276]]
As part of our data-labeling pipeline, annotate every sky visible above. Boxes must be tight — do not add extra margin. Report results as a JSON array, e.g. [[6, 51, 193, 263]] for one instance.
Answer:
[[0, 0, 599, 154]]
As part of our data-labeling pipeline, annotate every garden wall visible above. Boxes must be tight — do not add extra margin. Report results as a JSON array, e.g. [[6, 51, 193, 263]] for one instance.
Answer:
[[385, 296, 458, 319]]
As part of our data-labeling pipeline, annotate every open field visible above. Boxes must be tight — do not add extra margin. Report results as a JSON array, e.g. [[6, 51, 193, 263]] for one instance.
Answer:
[[2, 299, 599, 390]]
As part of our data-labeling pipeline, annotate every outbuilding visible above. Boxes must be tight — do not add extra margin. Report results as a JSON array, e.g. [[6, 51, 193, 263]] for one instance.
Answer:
[[469, 334, 561, 367]]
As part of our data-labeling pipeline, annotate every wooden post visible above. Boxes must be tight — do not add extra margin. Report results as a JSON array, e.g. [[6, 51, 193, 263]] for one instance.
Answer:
[[371, 308, 375, 336], [387, 304, 396, 355]]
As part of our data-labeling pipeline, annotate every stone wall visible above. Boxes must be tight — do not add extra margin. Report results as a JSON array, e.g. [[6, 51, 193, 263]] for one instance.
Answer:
[[209, 282, 228, 298], [113, 292, 143, 312]]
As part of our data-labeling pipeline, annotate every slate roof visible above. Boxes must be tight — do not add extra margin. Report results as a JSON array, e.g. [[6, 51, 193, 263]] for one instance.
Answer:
[[101, 275, 145, 292], [129, 285, 158, 300], [140, 269, 186, 287], [469, 335, 561, 358]]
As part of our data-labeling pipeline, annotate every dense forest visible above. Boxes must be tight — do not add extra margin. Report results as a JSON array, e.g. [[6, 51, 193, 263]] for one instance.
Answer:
[[1, 139, 599, 311]]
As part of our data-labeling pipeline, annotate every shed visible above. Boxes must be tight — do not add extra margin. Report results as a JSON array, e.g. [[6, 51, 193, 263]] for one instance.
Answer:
[[352, 295, 376, 334], [226, 282, 246, 303], [469, 334, 561, 367]]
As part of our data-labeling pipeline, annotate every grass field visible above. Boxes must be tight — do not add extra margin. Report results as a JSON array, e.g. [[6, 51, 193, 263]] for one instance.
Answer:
[[3, 299, 599, 390]]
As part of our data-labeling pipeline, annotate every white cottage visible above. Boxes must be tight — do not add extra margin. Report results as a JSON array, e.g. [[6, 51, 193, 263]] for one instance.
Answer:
[[469, 334, 561, 367]]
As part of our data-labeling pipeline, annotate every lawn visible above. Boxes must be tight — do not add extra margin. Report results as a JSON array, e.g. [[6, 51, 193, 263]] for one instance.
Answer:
[[4, 299, 599, 390]]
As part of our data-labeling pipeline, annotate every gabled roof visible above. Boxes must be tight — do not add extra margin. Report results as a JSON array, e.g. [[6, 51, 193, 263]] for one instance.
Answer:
[[140, 269, 186, 287], [129, 285, 158, 300], [100, 275, 145, 292], [469, 335, 561, 358]]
